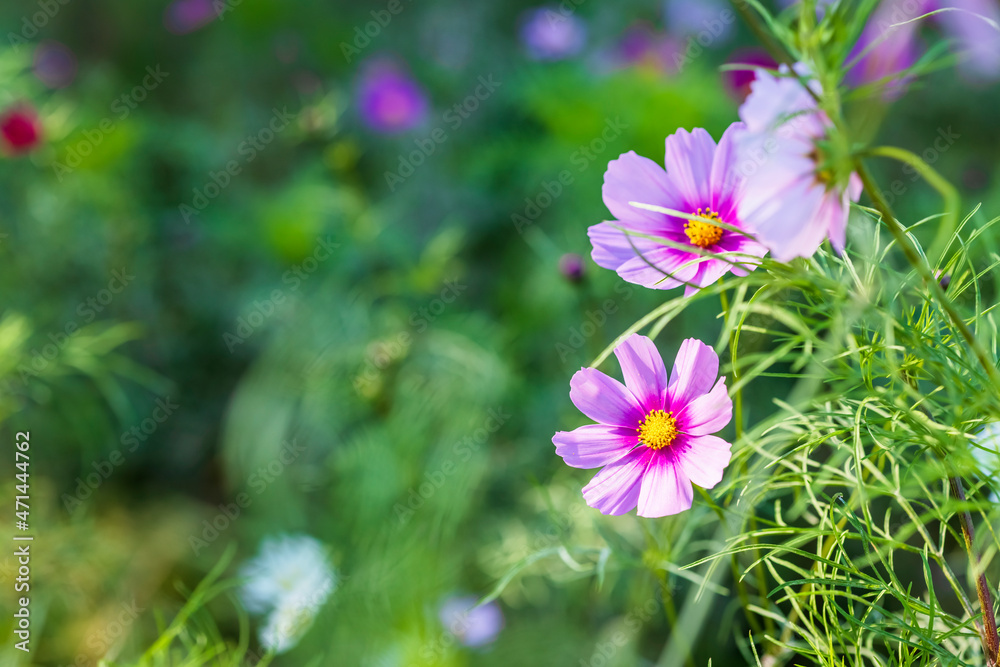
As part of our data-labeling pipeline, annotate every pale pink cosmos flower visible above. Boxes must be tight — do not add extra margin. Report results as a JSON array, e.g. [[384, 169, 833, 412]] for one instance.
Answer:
[[588, 124, 768, 295], [553, 334, 733, 518], [736, 64, 862, 261]]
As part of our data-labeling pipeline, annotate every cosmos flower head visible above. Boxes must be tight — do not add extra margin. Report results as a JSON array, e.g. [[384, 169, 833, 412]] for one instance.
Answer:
[[239, 534, 336, 653], [553, 334, 733, 518], [736, 63, 862, 262], [356, 59, 429, 134], [0, 106, 43, 155], [518, 6, 587, 61], [438, 595, 504, 648], [588, 123, 768, 295]]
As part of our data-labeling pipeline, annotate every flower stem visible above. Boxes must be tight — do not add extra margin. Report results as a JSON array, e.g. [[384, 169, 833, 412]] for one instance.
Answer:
[[853, 160, 1000, 395], [727, 0, 795, 66], [718, 287, 776, 640], [950, 476, 1000, 665], [856, 159, 1000, 664], [718, 287, 744, 442]]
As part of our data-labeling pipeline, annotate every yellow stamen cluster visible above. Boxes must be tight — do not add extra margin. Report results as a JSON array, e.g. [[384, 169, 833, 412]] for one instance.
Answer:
[[684, 208, 725, 248], [637, 409, 679, 450]]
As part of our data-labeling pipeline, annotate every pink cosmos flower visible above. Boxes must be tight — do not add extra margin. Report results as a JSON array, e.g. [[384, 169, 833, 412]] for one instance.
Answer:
[[736, 64, 862, 261], [588, 124, 768, 296], [553, 334, 733, 518]]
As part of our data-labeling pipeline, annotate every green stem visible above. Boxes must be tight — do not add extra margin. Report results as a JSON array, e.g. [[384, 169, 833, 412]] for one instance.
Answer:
[[950, 476, 999, 665], [727, 0, 795, 66], [853, 161, 1000, 394], [863, 145, 960, 265], [718, 287, 744, 442], [717, 288, 775, 641], [857, 159, 1000, 664], [654, 568, 698, 667]]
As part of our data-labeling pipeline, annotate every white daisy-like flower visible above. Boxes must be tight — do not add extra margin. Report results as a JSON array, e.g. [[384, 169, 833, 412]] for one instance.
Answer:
[[239, 534, 336, 653], [260, 591, 321, 654]]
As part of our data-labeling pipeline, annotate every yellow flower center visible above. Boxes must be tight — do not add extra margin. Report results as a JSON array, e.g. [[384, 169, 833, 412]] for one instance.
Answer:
[[637, 409, 678, 450], [684, 208, 725, 248]]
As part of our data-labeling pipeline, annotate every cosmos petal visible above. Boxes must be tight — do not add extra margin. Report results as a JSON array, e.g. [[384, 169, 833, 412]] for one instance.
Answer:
[[582, 448, 653, 515], [569, 367, 644, 427], [677, 378, 732, 435], [668, 339, 721, 406], [637, 453, 694, 517], [553, 424, 638, 469], [614, 334, 669, 412]]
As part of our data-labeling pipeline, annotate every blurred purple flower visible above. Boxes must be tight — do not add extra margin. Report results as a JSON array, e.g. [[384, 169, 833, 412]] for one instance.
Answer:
[[33, 41, 77, 89], [722, 48, 777, 101], [776, 0, 836, 14], [607, 22, 684, 73], [356, 60, 428, 134], [934, 0, 1000, 82], [164, 0, 218, 35], [664, 0, 734, 43], [841, 0, 1000, 91], [519, 7, 587, 61], [559, 253, 585, 283], [845, 0, 924, 96], [438, 596, 504, 648]]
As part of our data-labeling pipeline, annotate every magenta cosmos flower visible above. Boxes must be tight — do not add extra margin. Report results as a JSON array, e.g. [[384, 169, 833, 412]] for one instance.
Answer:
[[0, 106, 42, 154], [588, 124, 768, 295], [553, 334, 733, 518], [736, 64, 862, 262]]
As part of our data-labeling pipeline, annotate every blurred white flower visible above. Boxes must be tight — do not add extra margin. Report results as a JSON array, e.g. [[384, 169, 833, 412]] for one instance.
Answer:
[[260, 591, 322, 654], [239, 534, 336, 653]]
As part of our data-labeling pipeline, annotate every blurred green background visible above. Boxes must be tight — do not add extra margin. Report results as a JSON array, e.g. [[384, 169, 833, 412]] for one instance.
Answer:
[[0, 0, 998, 664]]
